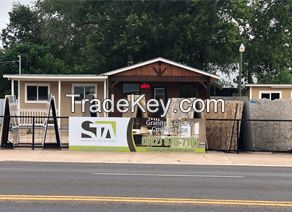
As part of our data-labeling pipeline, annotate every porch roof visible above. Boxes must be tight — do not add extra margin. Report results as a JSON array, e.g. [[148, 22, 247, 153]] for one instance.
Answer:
[[245, 84, 292, 89], [3, 74, 107, 81]]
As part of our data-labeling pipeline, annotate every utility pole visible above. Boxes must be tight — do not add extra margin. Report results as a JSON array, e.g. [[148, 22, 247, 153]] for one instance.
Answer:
[[238, 44, 245, 96], [18, 55, 21, 75]]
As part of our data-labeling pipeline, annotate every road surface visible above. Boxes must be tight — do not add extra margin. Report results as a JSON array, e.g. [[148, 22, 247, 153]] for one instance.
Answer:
[[0, 162, 291, 211]]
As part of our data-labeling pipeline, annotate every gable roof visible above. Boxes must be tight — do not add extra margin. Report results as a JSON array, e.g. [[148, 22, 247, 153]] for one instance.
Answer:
[[101, 57, 220, 80]]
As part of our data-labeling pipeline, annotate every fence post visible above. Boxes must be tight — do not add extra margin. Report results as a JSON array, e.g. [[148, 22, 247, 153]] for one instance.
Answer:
[[32, 117, 35, 150]]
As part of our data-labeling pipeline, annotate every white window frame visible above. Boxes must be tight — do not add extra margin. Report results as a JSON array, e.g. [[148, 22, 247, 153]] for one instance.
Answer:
[[154, 87, 166, 101], [259, 90, 282, 100], [25, 83, 50, 103], [72, 84, 97, 103]]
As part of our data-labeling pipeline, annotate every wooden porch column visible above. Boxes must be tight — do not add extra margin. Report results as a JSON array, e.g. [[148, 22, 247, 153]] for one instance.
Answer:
[[206, 81, 211, 98], [17, 80, 20, 111], [58, 80, 61, 116], [11, 80, 14, 96], [103, 79, 108, 117]]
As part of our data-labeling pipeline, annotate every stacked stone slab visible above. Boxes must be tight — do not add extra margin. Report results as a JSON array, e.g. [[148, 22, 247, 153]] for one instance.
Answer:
[[165, 98, 207, 149], [123, 95, 148, 118], [249, 99, 292, 151], [165, 98, 196, 119], [203, 100, 244, 151]]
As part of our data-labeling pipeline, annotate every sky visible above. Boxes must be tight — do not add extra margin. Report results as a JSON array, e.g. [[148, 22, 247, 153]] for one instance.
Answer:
[[0, 0, 34, 46]]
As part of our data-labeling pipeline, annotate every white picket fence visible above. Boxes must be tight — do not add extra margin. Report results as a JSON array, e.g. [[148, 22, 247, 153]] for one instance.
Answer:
[[17, 109, 53, 126]]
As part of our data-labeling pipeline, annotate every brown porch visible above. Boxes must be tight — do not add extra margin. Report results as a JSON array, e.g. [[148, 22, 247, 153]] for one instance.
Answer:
[[104, 58, 219, 117]]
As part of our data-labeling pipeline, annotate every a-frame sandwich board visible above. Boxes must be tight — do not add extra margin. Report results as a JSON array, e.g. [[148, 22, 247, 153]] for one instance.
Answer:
[[43, 95, 61, 149], [0, 97, 13, 149]]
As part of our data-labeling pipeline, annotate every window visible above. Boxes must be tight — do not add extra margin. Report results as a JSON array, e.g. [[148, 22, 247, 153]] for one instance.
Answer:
[[261, 93, 270, 99], [154, 88, 166, 102], [26, 84, 49, 102], [123, 84, 140, 93], [73, 85, 96, 101], [271, 93, 280, 100], [38, 86, 49, 100], [259, 91, 281, 100], [153, 87, 166, 117]]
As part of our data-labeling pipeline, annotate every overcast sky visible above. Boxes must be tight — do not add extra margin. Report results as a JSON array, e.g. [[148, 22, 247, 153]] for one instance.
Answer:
[[0, 0, 34, 46]]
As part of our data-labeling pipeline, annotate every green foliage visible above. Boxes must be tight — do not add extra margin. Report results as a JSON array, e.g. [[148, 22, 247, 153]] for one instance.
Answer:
[[1, 4, 41, 48], [0, 0, 291, 97], [0, 43, 65, 97], [34, 0, 241, 73], [227, 0, 292, 83], [1, 43, 64, 74]]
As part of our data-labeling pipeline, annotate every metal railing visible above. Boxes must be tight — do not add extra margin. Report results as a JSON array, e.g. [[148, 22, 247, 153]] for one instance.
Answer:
[[0, 115, 69, 150], [1, 115, 292, 152]]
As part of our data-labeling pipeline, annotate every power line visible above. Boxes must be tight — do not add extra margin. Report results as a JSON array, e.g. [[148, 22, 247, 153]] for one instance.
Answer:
[[0, 56, 21, 74], [0, 60, 18, 64]]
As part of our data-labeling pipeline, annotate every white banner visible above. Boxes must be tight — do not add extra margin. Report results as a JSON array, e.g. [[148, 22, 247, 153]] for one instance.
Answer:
[[69, 117, 131, 150]]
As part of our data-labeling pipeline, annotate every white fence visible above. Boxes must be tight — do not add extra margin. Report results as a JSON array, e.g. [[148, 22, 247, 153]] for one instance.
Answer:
[[18, 109, 52, 126]]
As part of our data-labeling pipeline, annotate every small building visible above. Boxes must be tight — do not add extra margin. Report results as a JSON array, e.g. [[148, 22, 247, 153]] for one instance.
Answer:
[[3, 74, 107, 118], [245, 84, 292, 100], [3, 57, 219, 118]]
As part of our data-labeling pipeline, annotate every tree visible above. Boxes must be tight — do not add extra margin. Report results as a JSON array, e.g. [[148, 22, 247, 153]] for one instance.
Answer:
[[225, 0, 292, 83], [1, 0, 291, 91], [1, 4, 41, 48], [34, 0, 240, 74], [0, 43, 65, 74], [0, 43, 65, 97]]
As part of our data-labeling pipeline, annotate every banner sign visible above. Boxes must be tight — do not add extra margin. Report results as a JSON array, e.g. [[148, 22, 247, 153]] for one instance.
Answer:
[[69, 117, 206, 152], [69, 117, 132, 151]]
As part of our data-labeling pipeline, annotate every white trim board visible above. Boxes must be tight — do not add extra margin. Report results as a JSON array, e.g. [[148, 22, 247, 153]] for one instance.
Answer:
[[4, 75, 107, 81], [246, 84, 292, 88], [101, 57, 220, 79]]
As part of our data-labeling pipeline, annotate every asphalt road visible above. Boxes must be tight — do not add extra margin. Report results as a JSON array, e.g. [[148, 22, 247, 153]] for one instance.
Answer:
[[0, 162, 291, 211]]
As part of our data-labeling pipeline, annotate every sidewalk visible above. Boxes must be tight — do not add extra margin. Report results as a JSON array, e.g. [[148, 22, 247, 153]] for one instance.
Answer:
[[0, 149, 292, 167]]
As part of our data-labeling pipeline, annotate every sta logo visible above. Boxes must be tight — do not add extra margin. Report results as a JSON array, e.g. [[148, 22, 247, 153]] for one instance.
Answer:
[[81, 121, 116, 140]]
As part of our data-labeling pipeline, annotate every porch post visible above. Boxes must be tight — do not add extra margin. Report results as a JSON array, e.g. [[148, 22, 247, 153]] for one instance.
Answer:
[[103, 79, 108, 117], [206, 78, 211, 99], [207, 82, 211, 98], [11, 80, 14, 96], [58, 80, 61, 116], [17, 80, 20, 111]]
